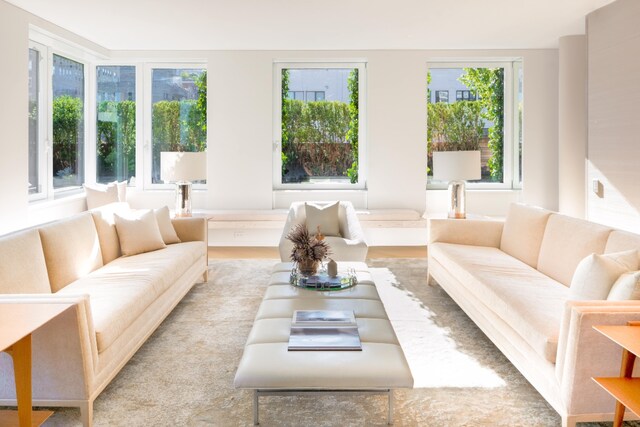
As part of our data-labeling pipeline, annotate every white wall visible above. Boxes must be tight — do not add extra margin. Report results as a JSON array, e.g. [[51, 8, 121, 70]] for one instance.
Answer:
[[558, 35, 587, 219], [586, 0, 640, 233], [0, 0, 561, 236]]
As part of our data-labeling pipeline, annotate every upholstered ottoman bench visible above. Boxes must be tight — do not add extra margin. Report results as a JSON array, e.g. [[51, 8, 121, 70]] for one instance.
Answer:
[[234, 262, 414, 425]]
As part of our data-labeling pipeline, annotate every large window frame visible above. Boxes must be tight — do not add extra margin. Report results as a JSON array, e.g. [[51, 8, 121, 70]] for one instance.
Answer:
[[28, 30, 92, 201], [273, 61, 367, 190], [427, 60, 523, 190], [143, 63, 208, 190], [28, 41, 48, 201]]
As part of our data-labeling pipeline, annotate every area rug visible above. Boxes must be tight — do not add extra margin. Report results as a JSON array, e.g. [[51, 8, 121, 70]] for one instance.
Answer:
[[42, 259, 625, 426]]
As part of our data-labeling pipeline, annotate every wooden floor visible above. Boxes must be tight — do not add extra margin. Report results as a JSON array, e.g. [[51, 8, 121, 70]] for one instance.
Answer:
[[208, 246, 427, 259]]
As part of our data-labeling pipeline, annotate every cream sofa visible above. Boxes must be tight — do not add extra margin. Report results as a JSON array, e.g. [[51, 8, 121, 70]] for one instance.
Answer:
[[278, 201, 368, 262], [428, 203, 640, 427], [0, 203, 208, 426]]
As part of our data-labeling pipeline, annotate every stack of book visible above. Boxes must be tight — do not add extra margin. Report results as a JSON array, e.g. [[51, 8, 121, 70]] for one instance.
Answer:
[[287, 310, 362, 351]]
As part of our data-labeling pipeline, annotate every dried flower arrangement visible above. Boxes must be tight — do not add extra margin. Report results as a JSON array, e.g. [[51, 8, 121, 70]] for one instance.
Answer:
[[286, 223, 331, 265]]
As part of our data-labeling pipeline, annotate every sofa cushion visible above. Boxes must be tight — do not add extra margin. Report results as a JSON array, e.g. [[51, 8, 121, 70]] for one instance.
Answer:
[[39, 212, 104, 292], [430, 242, 568, 363], [569, 250, 639, 300], [500, 203, 552, 268], [605, 230, 640, 256], [537, 214, 612, 287], [608, 271, 640, 300], [0, 229, 51, 294], [114, 210, 166, 256], [58, 241, 205, 352], [91, 202, 131, 264], [155, 206, 181, 244]]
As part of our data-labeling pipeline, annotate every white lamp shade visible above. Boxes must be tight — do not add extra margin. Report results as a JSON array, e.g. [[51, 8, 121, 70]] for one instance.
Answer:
[[432, 150, 481, 182], [161, 151, 207, 182]]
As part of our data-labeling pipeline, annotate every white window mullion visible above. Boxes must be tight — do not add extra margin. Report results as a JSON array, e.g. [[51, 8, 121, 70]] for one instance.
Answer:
[[85, 59, 96, 186]]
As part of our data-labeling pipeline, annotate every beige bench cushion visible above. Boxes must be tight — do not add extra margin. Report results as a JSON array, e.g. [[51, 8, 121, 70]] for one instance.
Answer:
[[39, 212, 104, 292], [0, 229, 51, 294], [537, 214, 612, 287], [234, 265, 413, 391], [430, 242, 568, 363]]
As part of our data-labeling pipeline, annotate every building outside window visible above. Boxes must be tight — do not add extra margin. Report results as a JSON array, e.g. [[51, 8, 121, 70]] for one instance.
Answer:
[[52, 54, 85, 190], [149, 67, 207, 185], [435, 90, 449, 103], [427, 61, 523, 188], [96, 65, 136, 184], [456, 90, 476, 101], [274, 62, 366, 189]]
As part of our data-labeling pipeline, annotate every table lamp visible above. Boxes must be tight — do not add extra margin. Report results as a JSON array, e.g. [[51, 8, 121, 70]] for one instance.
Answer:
[[432, 150, 481, 219], [160, 151, 207, 217]]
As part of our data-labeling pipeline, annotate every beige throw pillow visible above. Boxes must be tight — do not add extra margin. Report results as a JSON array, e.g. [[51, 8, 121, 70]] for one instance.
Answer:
[[305, 202, 341, 237], [569, 250, 639, 300], [114, 210, 167, 256], [607, 271, 640, 301], [84, 183, 119, 210], [155, 206, 181, 244], [110, 180, 127, 202]]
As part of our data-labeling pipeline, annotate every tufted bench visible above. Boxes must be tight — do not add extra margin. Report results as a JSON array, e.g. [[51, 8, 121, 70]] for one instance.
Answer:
[[234, 262, 414, 425]]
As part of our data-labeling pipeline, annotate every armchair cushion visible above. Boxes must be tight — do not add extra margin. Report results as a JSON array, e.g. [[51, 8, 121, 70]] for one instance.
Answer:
[[305, 201, 340, 237]]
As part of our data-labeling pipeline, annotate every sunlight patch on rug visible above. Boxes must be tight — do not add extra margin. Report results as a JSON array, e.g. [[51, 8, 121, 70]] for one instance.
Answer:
[[370, 267, 506, 389]]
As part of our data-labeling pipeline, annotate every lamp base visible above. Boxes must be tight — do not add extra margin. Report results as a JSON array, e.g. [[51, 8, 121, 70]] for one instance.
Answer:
[[447, 180, 466, 219], [175, 181, 193, 217]]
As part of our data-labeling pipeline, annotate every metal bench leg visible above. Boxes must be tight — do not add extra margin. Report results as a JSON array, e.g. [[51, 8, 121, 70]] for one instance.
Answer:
[[388, 390, 394, 425], [254, 390, 259, 425]]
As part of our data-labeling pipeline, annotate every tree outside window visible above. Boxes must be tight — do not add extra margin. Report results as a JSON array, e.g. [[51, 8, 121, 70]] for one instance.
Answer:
[[279, 66, 361, 186], [427, 66, 507, 184]]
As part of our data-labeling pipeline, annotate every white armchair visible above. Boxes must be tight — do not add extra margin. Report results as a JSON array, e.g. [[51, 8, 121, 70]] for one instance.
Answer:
[[278, 201, 368, 262]]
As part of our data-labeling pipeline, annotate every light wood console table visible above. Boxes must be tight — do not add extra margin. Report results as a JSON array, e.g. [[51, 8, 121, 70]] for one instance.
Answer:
[[0, 303, 72, 427], [593, 322, 640, 427]]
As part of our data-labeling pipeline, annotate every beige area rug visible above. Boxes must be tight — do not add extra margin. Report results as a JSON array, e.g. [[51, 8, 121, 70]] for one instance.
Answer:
[[41, 259, 631, 426]]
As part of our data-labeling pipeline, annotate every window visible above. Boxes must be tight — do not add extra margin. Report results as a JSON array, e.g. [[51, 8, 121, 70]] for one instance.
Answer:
[[96, 66, 136, 184], [52, 54, 85, 190], [287, 90, 304, 100], [148, 67, 207, 185], [456, 90, 476, 101], [427, 61, 523, 188], [274, 62, 366, 189], [28, 47, 42, 196], [305, 91, 325, 101], [435, 90, 449, 103]]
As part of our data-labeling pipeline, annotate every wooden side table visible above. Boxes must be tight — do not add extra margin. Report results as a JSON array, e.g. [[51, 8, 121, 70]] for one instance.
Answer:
[[0, 303, 72, 427], [592, 322, 640, 427]]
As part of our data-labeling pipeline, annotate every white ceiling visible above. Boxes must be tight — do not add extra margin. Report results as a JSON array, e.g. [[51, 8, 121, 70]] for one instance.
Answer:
[[8, 0, 615, 51]]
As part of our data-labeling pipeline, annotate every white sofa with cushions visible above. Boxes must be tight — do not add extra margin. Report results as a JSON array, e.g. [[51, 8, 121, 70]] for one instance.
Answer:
[[278, 201, 368, 262], [428, 203, 640, 427], [0, 203, 208, 426]]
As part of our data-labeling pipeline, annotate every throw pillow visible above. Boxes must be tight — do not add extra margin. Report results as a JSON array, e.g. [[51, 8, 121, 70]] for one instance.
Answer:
[[569, 250, 639, 300], [607, 271, 640, 301], [305, 202, 341, 237], [114, 210, 166, 256], [155, 206, 181, 244], [84, 183, 119, 210], [110, 180, 127, 202]]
